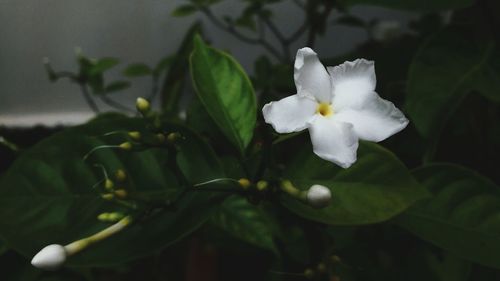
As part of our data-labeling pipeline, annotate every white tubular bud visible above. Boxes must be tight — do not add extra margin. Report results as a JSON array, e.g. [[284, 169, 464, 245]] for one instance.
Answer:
[[31, 244, 67, 270], [306, 184, 332, 208]]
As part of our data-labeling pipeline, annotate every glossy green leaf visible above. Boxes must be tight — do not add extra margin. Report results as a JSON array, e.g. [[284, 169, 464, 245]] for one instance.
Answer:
[[398, 164, 500, 269], [281, 142, 429, 225], [406, 29, 499, 138], [0, 114, 224, 266], [190, 35, 257, 153], [123, 63, 153, 77], [171, 4, 198, 17], [341, 0, 472, 11], [211, 196, 277, 254]]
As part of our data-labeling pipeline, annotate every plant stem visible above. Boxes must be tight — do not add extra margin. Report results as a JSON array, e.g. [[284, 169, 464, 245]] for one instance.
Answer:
[[80, 84, 100, 114], [200, 7, 284, 62], [64, 216, 132, 256], [99, 95, 135, 114]]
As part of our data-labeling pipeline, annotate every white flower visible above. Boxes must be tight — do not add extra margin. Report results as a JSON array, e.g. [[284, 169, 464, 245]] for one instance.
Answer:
[[31, 244, 67, 270], [306, 184, 332, 208], [262, 48, 408, 168]]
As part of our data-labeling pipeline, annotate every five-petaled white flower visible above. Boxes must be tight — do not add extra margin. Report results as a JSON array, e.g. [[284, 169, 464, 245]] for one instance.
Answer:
[[262, 48, 408, 168]]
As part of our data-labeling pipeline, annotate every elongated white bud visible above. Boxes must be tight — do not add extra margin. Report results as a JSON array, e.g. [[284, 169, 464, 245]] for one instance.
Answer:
[[306, 184, 332, 208], [31, 244, 67, 270]]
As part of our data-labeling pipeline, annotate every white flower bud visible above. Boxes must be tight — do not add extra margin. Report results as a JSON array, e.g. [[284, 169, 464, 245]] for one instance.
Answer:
[[306, 184, 332, 208], [31, 244, 67, 270]]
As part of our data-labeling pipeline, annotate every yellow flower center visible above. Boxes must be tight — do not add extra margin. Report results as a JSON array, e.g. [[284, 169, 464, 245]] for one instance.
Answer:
[[316, 103, 333, 117]]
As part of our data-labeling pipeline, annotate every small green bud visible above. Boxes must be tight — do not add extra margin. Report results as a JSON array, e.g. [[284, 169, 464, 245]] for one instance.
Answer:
[[104, 179, 114, 191], [97, 213, 110, 221], [238, 178, 251, 189], [256, 180, 268, 191], [119, 142, 132, 151], [114, 189, 128, 199], [316, 262, 327, 273], [101, 194, 114, 200], [128, 131, 141, 141], [107, 212, 125, 221], [330, 255, 341, 264], [156, 133, 166, 143], [115, 169, 127, 182], [304, 268, 315, 279], [136, 97, 150, 114], [167, 132, 181, 143]]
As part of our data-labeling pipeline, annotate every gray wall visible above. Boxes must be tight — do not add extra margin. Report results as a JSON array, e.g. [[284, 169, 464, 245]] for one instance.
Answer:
[[0, 0, 413, 126]]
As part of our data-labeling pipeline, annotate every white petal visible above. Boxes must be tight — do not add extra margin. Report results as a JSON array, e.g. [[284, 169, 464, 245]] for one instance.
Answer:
[[294, 48, 332, 103], [262, 94, 317, 133], [328, 59, 376, 110], [334, 92, 409, 142], [308, 116, 358, 168], [31, 244, 67, 270]]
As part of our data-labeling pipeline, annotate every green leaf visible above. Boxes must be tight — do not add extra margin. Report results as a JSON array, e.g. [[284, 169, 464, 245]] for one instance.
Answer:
[[397, 164, 500, 269], [406, 29, 499, 139], [281, 142, 429, 225], [211, 196, 277, 253], [89, 58, 120, 76], [171, 4, 198, 17], [161, 22, 202, 113], [341, 0, 472, 11], [0, 114, 224, 266], [123, 63, 153, 77], [104, 81, 131, 93], [190, 35, 257, 154]]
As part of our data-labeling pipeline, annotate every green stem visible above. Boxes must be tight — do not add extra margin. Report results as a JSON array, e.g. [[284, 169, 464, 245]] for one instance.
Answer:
[[280, 180, 307, 200], [64, 216, 132, 256]]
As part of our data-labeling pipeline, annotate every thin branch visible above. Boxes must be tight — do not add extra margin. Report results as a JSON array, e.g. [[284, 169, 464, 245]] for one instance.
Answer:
[[285, 19, 309, 44], [260, 15, 291, 61], [148, 75, 159, 102], [306, 1, 335, 47], [80, 84, 100, 113], [200, 7, 284, 62], [54, 71, 78, 81], [292, 0, 306, 9], [99, 95, 135, 114]]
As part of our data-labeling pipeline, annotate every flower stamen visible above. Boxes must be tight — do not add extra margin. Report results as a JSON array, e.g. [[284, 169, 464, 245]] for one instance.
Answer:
[[316, 103, 333, 117]]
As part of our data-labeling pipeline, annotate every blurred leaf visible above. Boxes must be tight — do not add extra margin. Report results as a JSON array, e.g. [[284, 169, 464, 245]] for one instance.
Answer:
[[89, 57, 120, 76], [153, 55, 175, 76], [426, 252, 471, 281], [341, 0, 472, 11], [211, 196, 278, 254], [176, 121, 225, 184], [406, 29, 499, 139], [161, 22, 202, 113], [0, 114, 223, 266], [104, 81, 131, 93], [123, 63, 153, 77], [335, 14, 367, 28], [171, 4, 198, 17], [235, 16, 257, 31], [398, 164, 500, 269], [281, 142, 429, 225], [190, 35, 257, 154]]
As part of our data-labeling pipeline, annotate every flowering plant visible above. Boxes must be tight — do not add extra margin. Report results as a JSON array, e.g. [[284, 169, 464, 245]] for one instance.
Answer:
[[1, 0, 500, 280]]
